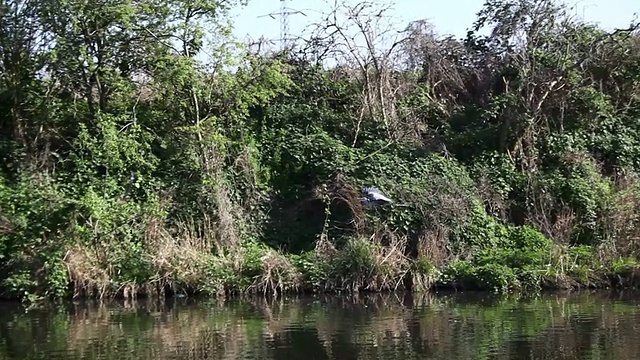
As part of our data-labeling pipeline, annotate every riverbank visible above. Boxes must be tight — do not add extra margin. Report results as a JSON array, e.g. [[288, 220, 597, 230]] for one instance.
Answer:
[[5, 234, 640, 304], [2, 0, 640, 305]]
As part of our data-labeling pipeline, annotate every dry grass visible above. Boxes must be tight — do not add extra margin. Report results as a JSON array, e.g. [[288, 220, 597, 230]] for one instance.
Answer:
[[248, 249, 302, 296], [65, 214, 222, 299], [66, 206, 309, 300], [416, 225, 450, 267], [202, 141, 262, 253], [550, 210, 578, 245], [331, 234, 411, 293], [311, 173, 367, 232], [65, 243, 115, 299], [475, 174, 509, 220], [410, 226, 450, 292], [544, 245, 582, 290], [597, 173, 640, 261], [528, 206, 578, 246], [314, 235, 338, 261], [0, 214, 13, 235]]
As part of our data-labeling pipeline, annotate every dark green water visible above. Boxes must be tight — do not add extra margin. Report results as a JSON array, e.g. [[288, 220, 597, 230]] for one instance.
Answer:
[[1, 291, 639, 360]]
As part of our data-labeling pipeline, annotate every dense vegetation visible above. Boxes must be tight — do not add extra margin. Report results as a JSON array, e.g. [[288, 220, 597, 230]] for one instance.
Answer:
[[2, 0, 640, 302]]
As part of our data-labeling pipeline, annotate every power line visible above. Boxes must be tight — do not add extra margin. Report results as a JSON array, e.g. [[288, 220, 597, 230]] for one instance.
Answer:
[[281, 0, 289, 49], [258, 1, 307, 50]]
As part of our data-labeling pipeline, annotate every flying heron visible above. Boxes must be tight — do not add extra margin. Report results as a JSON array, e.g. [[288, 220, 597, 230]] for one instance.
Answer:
[[360, 187, 392, 208]]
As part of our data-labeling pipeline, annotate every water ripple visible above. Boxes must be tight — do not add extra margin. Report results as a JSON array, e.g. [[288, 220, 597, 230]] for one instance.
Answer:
[[1, 291, 640, 359]]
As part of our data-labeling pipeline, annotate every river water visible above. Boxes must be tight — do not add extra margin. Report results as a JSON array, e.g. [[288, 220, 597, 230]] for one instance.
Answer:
[[0, 291, 639, 359]]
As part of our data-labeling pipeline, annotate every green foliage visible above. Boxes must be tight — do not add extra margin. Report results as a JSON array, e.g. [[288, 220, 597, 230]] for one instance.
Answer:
[[1, 0, 640, 300], [358, 149, 477, 237], [439, 206, 553, 291], [290, 251, 328, 292], [611, 257, 639, 274], [0, 175, 72, 299]]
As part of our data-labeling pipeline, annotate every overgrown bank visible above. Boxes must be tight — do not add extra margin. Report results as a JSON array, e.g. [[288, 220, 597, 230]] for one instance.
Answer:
[[2, 0, 640, 302]]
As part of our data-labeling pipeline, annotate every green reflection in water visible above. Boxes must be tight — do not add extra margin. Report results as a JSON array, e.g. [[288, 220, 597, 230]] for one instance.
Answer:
[[0, 291, 639, 360]]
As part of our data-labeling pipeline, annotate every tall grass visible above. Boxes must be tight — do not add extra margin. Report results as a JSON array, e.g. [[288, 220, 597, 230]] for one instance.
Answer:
[[62, 172, 640, 300]]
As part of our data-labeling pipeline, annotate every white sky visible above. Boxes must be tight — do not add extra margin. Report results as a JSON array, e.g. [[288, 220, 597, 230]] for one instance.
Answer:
[[229, 0, 639, 44]]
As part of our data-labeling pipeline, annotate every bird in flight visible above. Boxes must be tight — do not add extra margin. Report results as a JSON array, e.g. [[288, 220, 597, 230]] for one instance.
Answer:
[[361, 187, 393, 208]]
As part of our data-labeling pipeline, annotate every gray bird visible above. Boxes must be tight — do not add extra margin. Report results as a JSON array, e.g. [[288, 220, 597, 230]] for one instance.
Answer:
[[361, 187, 393, 208]]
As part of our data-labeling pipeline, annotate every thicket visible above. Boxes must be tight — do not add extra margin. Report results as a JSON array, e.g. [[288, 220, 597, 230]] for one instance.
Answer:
[[2, 0, 640, 302]]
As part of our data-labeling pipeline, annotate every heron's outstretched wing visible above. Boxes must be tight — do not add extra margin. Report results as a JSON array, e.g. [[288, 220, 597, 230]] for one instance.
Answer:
[[362, 187, 383, 194], [362, 187, 392, 203], [370, 192, 392, 202]]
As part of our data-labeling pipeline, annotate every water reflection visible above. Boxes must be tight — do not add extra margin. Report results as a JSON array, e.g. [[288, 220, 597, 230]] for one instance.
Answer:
[[1, 291, 639, 360]]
